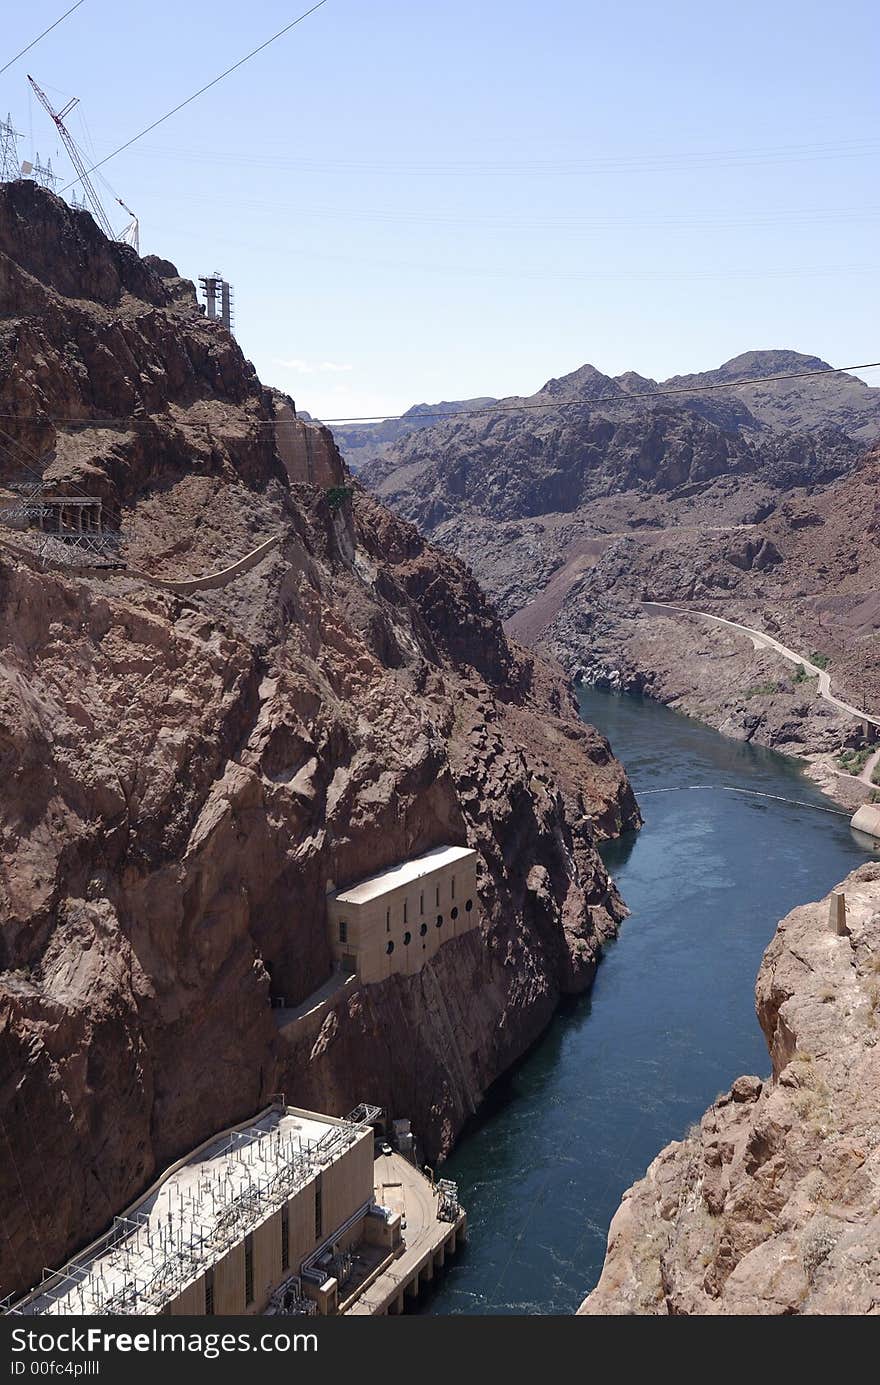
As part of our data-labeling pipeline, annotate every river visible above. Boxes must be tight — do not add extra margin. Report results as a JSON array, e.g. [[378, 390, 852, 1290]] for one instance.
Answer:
[[423, 686, 874, 1314]]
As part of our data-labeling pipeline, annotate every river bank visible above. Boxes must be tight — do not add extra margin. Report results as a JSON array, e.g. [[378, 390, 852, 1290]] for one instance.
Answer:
[[581, 859, 880, 1315], [422, 686, 874, 1314]]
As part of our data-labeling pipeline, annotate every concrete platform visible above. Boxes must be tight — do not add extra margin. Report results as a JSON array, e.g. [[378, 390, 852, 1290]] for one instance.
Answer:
[[343, 1154, 466, 1315], [851, 802, 880, 848]]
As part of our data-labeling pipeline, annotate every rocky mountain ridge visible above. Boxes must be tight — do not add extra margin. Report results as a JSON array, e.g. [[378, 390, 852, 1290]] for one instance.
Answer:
[[353, 350, 880, 532], [0, 182, 638, 1299], [347, 348, 879, 791]]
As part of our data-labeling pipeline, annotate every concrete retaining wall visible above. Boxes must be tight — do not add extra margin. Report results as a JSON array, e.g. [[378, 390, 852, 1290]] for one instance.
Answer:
[[851, 803, 880, 844], [129, 533, 282, 594]]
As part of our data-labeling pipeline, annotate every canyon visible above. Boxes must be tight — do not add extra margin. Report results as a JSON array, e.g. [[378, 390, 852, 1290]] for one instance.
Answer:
[[2, 180, 878, 1320], [0, 182, 638, 1300], [351, 356, 880, 800], [580, 862, 880, 1315]]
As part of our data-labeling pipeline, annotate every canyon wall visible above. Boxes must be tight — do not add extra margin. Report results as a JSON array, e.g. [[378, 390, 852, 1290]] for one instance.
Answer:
[[353, 356, 880, 787], [580, 862, 880, 1315], [0, 183, 638, 1299]]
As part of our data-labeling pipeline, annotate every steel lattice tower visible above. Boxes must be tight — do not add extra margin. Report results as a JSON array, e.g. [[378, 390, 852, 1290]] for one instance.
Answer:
[[0, 114, 22, 182]]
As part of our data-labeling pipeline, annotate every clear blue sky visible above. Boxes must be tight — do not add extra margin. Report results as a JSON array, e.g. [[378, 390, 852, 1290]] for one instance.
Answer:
[[4, 0, 879, 419]]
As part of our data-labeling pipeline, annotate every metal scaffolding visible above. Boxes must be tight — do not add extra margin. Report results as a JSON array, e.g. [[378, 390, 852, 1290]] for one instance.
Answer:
[[0, 482, 125, 569]]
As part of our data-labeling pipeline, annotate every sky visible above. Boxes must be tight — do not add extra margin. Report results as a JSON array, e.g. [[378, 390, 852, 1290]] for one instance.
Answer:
[[2, 0, 879, 420]]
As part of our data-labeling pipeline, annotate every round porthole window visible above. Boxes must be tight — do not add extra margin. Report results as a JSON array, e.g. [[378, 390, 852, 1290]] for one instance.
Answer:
[[419, 923, 428, 937], [436, 914, 443, 928], [451, 906, 459, 920], [465, 899, 473, 912], [403, 931, 411, 945], [386, 940, 394, 955]]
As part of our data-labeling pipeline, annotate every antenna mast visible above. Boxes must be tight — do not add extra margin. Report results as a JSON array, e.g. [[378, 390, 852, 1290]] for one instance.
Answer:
[[26, 74, 115, 239]]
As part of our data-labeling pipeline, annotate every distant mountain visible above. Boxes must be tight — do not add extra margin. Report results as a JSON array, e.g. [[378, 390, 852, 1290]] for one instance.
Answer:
[[333, 396, 496, 471], [356, 352, 880, 532]]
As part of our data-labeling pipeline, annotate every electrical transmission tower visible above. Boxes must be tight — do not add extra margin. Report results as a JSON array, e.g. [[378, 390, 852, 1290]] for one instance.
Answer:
[[27, 153, 59, 190], [0, 114, 22, 182]]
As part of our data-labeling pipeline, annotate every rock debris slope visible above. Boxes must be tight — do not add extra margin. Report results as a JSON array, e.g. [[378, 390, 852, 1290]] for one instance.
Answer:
[[580, 863, 880, 1315], [0, 182, 638, 1299]]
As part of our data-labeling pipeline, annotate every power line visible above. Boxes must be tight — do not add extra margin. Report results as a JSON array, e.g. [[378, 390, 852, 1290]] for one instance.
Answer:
[[0, 1, 86, 79], [59, 2, 329, 194], [57, 131, 880, 177], [0, 361, 877, 433], [308, 360, 880, 424]]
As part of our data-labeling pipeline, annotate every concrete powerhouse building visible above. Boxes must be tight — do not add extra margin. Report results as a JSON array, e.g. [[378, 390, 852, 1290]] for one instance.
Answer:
[[9, 845, 480, 1319], [9, 1104, 401, 1317], [327, 845, 480, 983]]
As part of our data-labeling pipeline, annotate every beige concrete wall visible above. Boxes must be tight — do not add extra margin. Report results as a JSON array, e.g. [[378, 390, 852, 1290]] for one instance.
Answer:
[[253, 1212, 282, 1312], [287, 1171, 319, 1271], [274, 403, 345, 488], [170, 1277, 204, 1315], [851, 803, 880, 842], [327, 854, 480, 984], [322, 1130, 374, 1233], [128, 534, 281, 594], [214, 1242, 245, 1314]]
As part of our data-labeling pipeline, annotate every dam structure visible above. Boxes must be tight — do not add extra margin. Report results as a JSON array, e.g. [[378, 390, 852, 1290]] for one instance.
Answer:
[[6, 1101, 464, 1318]]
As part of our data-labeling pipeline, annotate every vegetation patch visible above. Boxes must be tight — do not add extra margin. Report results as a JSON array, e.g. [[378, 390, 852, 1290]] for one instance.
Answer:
[[746, 680, 784, 698], [325, 484, 354, 512], [837, 747, 873, 775]]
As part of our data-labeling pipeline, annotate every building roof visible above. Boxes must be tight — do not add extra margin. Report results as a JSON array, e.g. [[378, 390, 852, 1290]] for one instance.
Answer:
[[10, 1106, 369, 1317], [332, 845, 477, 906]]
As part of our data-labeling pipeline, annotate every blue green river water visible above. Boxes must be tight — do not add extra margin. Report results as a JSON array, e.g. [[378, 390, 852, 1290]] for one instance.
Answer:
[[424, 686, 873, 1314]]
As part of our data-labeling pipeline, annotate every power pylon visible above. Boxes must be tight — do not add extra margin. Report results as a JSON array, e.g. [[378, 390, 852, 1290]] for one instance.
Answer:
[[0, 113, 22, 182]]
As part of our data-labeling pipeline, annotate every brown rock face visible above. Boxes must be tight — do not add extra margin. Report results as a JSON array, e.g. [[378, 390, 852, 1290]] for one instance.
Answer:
[[580, 863, 880, 1315], [348, 341, 879, 783], [0, 185, 638, 1299], [354, 350, 878, 532]]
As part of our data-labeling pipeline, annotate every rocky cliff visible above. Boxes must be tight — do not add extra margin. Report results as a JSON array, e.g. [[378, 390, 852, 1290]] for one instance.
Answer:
[[349, 350, 879, 794], [0, 182, 638, 1301], [356, 352, 879, 534], [539, 449, 880, 801], [580, 863, 880, 1315]]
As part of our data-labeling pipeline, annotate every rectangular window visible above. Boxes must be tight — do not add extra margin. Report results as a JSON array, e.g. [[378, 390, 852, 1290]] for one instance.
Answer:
[[436, 885, 440, 907], [204, 1268, 215, 1316], [244, 1232, 254, 1306], [281, 1204, 290, 1272], [338, 919, 347, 944], [451, 875, 456, 899], [403, 898, 408, 924], [419, 891, 424, 915], [386, 909, 390, 932], [315, 1175, 323, 1239]]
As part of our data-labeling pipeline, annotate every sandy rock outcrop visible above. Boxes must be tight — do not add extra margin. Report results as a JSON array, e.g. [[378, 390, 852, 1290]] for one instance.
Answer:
[[0, 184, 638, 1299], [580, 863, 880, 1315]]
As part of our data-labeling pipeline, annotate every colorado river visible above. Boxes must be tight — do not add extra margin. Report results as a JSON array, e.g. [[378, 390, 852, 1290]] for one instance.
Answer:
[[424, 687, 873, 1314]]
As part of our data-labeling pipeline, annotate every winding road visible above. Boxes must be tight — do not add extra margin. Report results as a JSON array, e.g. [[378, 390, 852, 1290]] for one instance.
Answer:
[[641, 601, 880, 732]]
